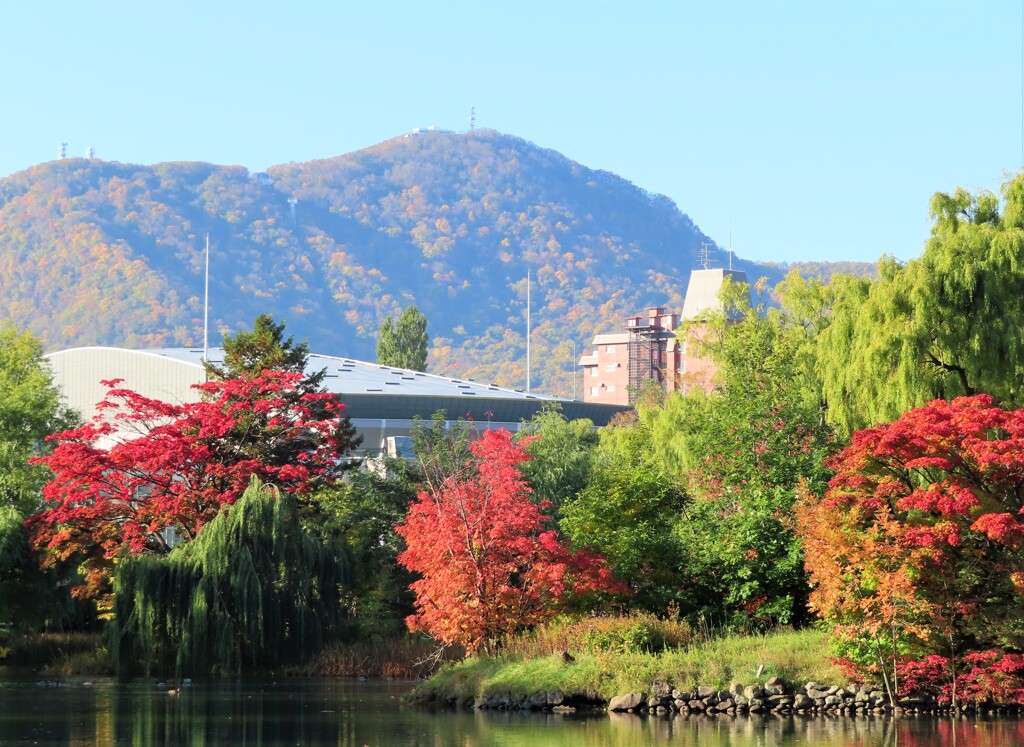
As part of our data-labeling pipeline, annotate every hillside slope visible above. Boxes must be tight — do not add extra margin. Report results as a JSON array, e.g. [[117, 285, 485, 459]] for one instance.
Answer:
[[0, 130, 871, 396]]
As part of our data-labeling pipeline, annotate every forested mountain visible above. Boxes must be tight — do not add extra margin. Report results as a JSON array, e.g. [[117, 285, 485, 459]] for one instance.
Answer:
[[0, 130, 873, 396]]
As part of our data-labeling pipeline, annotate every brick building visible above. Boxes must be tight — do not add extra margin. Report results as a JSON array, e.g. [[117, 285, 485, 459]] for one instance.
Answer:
[[578, 268, 746, 405]]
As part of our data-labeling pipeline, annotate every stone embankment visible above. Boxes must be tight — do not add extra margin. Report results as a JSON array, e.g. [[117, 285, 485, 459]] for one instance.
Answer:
[[472, 677, 1024, 717]]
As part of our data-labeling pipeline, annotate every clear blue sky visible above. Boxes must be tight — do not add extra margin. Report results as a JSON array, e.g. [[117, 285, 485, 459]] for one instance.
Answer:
[[2, 1, 1021, 264]]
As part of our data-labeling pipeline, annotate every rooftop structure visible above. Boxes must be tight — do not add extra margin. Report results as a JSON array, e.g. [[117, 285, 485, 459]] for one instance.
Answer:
[[578, 268, 748, 405], [406, 125, 455, 136], [681, 268, 747, 320]]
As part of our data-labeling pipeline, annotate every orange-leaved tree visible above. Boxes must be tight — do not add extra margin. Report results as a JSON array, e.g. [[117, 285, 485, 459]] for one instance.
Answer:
[[796, 395, 1024, 706], [396, 429, 618, 653]]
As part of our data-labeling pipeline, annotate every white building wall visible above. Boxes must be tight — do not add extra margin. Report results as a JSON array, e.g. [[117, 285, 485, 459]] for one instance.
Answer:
[[46, 347, 205, 421]]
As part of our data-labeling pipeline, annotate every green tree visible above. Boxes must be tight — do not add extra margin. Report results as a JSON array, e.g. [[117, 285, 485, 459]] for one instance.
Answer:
[[205, 313, 314, 384], [560, 420, 686, 612], [206, 314, 362, 464], [307, 462, 418, 638], [377, 305, 429, 371], [0, 504, 79, 646], [640, 279, 835, 627], [111, 477, 348, 676], [649, 278, 834, 496], [515, 403, 598, 518], [301, 409, 474, 637], [409, 410, 476, 496], [0, 325, 78, 514], [0, 326, 79, 643], [816, 174, 1024, 437]]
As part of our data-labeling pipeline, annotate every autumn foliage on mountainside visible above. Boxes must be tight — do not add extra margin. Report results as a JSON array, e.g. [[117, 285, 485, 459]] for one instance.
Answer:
[[28, 371, 347, 599], [396, 429, 618, 652], [796, 395, 1024, 704], [0, 132, 803, 396]]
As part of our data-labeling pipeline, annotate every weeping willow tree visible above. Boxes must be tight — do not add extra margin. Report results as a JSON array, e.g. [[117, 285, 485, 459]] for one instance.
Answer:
[[817, 174, 1024, 438], [111, 478, 349, 676]]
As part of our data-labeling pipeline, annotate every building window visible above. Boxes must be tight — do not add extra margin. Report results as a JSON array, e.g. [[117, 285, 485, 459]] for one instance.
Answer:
[[604, 364, 618, 372], [606, 385, 616, 393], [589, 367, 598, 377], [606, 345, 615, 354], [590, 386, 599, 397]]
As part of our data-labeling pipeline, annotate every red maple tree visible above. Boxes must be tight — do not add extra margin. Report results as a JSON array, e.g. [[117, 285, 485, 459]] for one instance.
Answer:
[[796, 394, 1024, 704], [396, 429, 618, 652], [28, 371, 347, 599]]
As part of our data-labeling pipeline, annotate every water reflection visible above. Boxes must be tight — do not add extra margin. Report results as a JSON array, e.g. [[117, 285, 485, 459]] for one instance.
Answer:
[[0, 674, 1021, 746]]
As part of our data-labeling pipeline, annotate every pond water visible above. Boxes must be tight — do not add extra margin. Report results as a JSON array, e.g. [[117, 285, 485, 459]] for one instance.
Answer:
[[0, 673, 1020, 746]]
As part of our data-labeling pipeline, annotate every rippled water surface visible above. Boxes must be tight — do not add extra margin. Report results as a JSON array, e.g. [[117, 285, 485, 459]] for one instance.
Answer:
[[0, 673, 1020, 746]]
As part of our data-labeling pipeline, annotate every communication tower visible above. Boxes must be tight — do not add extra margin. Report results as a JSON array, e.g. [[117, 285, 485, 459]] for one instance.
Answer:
[[470, 106, 476, 131], [288, 197, 298, 224], [86, 146, 95, 159], [58, 142, 67, 160], [699, 242, 712, 269]]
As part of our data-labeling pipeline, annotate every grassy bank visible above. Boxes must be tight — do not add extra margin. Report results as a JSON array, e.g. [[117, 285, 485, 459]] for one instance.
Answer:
[[4, 630, 457, 679], [2, 632, 113, 676], [286, 636, 463, 679], [412, 626, 844, 705]]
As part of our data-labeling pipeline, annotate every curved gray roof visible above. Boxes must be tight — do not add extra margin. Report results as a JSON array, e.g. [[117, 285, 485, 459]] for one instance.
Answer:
[[48, 347, 629, 428], [152, 347, 555, 400]]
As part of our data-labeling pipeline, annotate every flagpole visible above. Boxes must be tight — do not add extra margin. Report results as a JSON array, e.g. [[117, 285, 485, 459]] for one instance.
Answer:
[[203, 233, 210, 379], [526, 269, 531, 393]]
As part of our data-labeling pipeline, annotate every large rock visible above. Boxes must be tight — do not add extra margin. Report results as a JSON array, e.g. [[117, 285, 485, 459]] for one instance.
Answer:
[[546, 689, 565, 706], [650, 680, 673, 699], [529, 692, 549, 709], [608, 692, 646, 711], [793, 693, 815, 710]]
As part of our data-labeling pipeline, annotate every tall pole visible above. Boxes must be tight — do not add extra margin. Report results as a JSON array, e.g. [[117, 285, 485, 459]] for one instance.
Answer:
[[203, 233, 210, 375], [572, 341, 577, 400], [526, 269, 531, 393]]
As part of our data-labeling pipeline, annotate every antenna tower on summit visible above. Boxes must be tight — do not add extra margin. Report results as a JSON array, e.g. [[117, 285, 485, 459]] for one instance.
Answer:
[[470, 106, 476, 131], [58, 142, 67, 160]]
